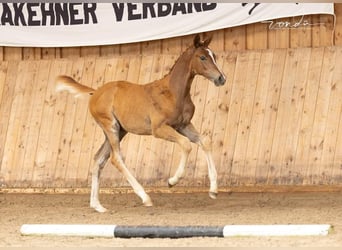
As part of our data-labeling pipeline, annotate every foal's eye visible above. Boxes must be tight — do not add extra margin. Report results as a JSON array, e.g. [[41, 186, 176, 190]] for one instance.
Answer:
[[200, 55, 206, 61]]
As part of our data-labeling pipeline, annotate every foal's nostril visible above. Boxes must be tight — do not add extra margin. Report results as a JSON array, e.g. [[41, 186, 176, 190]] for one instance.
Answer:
[[218, 75, 226, 85]]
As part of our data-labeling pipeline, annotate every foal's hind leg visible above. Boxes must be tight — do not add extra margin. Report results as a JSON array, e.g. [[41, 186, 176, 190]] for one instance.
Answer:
[[90, 138, 111, 212], [179, 123, 218, 199], [97, 116, 152, 207]]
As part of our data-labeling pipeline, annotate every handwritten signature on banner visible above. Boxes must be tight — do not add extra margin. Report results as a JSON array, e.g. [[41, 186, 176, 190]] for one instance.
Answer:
[[261, 15, 325, 30], [242, 3, 325, 30]]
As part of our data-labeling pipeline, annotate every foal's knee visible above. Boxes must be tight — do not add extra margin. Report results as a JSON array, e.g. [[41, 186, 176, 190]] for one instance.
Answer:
[[200, 136, 212, 152]]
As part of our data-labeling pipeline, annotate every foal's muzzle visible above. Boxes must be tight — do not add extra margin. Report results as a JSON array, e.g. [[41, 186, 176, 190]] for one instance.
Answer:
[[214, 74, 226, 86]]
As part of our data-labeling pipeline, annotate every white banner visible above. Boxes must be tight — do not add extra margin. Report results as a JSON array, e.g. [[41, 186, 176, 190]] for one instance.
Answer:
[[0, 3, 334, 47]]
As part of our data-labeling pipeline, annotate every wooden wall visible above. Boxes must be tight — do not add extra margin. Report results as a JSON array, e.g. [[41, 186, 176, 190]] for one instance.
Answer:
[[1, 4, 342, 190], [1, 46, 342, 189], [1, 3, 342, 61]]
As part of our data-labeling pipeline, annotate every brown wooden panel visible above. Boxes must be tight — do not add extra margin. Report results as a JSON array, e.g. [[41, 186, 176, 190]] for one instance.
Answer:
[[20, 60, 52, 186], [295, 47, 324, 184], [334, 4, 342, 46], [306, 47, 336, 184], [255, 49, 287, 184], [224, 26, 246, 51], [231, 51, 262, 185], [319, 46, 342, 183], [243, 50, 274, 184], [1, 47, 342, 189], [53, 59, 85, 187]]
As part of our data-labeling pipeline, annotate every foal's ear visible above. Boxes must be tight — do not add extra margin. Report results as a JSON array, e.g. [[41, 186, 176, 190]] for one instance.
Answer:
[[194, 34, 202, 48], [203, 35, 213, 47]]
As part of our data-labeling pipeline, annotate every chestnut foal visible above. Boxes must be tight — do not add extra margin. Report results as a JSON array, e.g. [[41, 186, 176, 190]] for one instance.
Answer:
[[56, 34, 226, 212]]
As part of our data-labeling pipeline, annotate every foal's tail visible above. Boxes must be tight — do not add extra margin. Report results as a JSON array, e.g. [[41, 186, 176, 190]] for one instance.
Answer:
[[55, 75, 95, 98]]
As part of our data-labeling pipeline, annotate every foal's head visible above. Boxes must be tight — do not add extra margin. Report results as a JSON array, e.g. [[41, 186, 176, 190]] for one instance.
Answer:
[[191, 34, 226, 86]]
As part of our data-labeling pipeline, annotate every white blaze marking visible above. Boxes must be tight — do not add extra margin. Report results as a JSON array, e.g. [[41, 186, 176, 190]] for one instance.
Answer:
[[205, 48, 224, 76], [206, 48, 216, 63]]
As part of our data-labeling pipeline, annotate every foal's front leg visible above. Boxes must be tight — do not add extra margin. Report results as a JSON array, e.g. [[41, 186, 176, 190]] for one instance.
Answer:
[[179, 123, 218, 199], [152, 124, 192, 187]]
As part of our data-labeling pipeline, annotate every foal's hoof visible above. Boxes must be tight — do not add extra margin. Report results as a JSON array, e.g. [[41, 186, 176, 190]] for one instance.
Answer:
[[143, 199, 153, 207], [92, 205, 107, 213], [168, 181, 174, 188], [209, 192, 218, 199]]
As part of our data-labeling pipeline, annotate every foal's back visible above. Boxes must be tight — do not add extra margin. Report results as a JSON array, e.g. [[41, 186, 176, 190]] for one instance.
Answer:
[[89, 79, 171, 136]]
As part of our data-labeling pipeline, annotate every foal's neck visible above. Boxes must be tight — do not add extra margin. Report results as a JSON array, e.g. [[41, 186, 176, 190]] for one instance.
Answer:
[[168, 48, 195, 101]]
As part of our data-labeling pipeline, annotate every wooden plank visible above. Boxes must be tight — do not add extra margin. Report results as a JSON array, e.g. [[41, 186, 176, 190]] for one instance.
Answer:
[[246, 22, 268, 50], [280, 48, 311, 185], [61, 47, 81, 59], [4, 47, 22, 60], [10, 61, 40, 187], [334, 4, 342, 46], [32, 59, 72, 187], [267, 49, 299, 185], [0, 61, 19, 187], [162, 37, 182, 54], [141, 40, 161, 55], [224, 26, 246, 51], [332, 103, 342, 183], [80, 46, 101, 58], [0, 47, 4, 61], [120, 42, 140, 56], [267, 18, 290, 49], [219, 51, 249, 186], [294, 47, 324, 185], [255, 49, 287, 184], [20, 60, 52, 186], [64, 58, 96, 187], [2, 61, 36, 186], [100, 45, 120, 57], [23, 48, 41, 60], [231, 51, 261, 185], [306, 47, 336, 184], [213, 52, 237, 185], [290, 16, 312, 48], [53, 59, 85, 187], [76, 58, 108, 186], [318, 15, 335, 47], [311, 15, 322, 48], [243, 50, 274, 184], [0, 61, 9, 185], [319, 46, 342, 184], [41, 48, 60, 60], [0, 61, 8, 113]]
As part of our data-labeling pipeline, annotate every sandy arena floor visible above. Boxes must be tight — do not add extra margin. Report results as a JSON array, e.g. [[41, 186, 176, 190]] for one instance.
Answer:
[[0, 191, 341, 247]]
